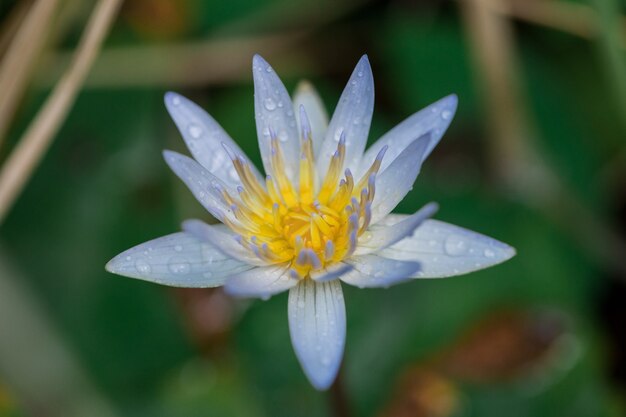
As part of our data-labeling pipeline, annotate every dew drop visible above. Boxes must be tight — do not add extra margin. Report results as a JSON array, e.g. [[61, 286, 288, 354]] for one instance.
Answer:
[[428, 239, 437, 247], [277, 100, 284, 108], [168, 257, 191, 274], [135, 259, 151, 274], [441, 110, 452, 120], [357, 71, 363, 77], [334, 129, 343, 141], [174, 245, 183, 252], [444, 235, 469, 256], [125, 256, 132, 261], [321, 356, 331, 366], [264, 98, 277, 111], [484, 249, 495, 258], [265, 66, 273, 73], [188, 124, 202, 138], [171, 96, 181, 106], [278, 130, 288, 142]]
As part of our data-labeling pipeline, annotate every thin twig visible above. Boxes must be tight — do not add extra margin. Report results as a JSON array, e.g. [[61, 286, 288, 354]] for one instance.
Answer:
[[0, 0, 61, 150], [0, 0, 34, 58], [0, 0, 123, 224], [491, 0, 626, 48], [34, 32, 309, 89], [459, 0, 626, 275]]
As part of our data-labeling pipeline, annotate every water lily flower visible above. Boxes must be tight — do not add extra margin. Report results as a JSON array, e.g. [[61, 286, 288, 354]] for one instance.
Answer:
[[106, 54, 515, 390]]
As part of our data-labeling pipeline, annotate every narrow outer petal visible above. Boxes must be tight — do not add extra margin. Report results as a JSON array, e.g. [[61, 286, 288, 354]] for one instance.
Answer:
[[357, 94, 457, 177], [288, 279, 346, 390], [163, 150, 236, 223], [379, 218, 516, 278], [293, 81, 328, 157], [224, 264, 297, 299], [253, 55, 300, 179], [369, 134, 431, 225], [164, 92, 262, 188], [316, 55, 374, 175], [105, 232, 252, 287], [355, 202, 439, 255], [310, 263, 353, 283], [340, 255, 420, 288], [182, 219, 265, 266]]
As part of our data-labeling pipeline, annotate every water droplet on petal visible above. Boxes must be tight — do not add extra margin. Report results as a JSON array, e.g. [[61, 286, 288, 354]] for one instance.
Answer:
[[444, 234, 469, 256], [278, 130, 288, 142], [168, 257, 190, 274], [484, 249, 495, 258], [264, 98, 277, 111], [174, 245, 183, 252], [188, 124, 202, 138], [172, 96, 181, 106], [135, 259, 151, 274], [441, 110, 452, 120], [357, 71, 363, 77]]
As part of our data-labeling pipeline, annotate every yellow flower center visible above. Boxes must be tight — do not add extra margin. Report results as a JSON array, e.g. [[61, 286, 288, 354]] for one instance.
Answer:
[[220, 111, 386, 279]]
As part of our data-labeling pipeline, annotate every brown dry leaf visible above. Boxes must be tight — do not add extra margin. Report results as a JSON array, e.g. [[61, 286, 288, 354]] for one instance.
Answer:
[[379, 368, 459, 417], [437, 309, 567, 383]]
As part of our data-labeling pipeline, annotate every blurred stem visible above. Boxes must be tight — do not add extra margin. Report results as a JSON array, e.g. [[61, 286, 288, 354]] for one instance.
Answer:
[[590, 0, 626, 130], [0, 247, 119, 417], [0, 0, 33, 58], [492, 0, 626, 48], [0, 0, 61, 150], [0, 0, 123, 224], [459, 0, 626, 275], [329, 364, 352, 417]]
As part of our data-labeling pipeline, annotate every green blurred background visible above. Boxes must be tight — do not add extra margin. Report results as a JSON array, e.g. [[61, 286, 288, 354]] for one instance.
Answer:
[[0, 0, 625, 416]]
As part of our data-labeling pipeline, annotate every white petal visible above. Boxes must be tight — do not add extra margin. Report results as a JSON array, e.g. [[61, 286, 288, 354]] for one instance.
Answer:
[[105, 232, 251, 287], [340, 255, 420, 288], [288, 279, 346, 390], [379, 218, 516, 278], [181, 219, 265, 266], [164, 92, 262, 188], [355, 203, 438, 255], [224, 264, 297, 299], [310, 263, 353, 283], [357, 94, 457, 177], [293, 81, 328, 157], [163, 150, 235, 223], [252, 55, 300, 178], [370, 134, 431, 224], [316, 55, 374, 175]]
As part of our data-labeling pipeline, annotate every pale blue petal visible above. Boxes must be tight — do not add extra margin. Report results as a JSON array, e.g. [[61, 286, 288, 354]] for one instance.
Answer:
[[164, 92, 262, 188], [355, 203, 438, 255], [253, 55, 300, 178], [340, 255, 420, 288], [182, 219, 265, 266], [357, 94, 457, 177], [316, 55, 374, 175], [163, 150, 235, 223], [288, 279, 345, 390], [293, 81, 328, 157], [310, 263, 353, 283], [105, 232, 252, 287], [379, 218, 516, 278], [224, 264, 297, 299], [369, 134, 431, 224]]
